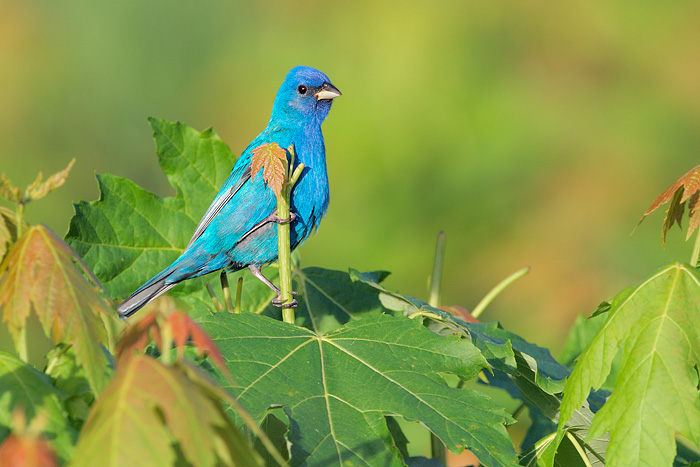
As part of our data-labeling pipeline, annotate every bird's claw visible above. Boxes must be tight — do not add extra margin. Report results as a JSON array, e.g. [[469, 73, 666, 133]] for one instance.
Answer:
[[272, 291, 298, 308], [272, 212, 296, 225]]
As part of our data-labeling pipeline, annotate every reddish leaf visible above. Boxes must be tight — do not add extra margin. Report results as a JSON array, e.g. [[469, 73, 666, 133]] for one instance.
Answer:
[[115, 306, 228, 375], [0, 435, 57, 467], [115, 311, 159, 366], [71, 355, 261, 467], [0, 224, 120, 393], [250, 142, 287, 199], [639, 165, 700, 244], [0, 207, 25, 263], [165, 311, 227, 373], [0, 410, 57, 467]]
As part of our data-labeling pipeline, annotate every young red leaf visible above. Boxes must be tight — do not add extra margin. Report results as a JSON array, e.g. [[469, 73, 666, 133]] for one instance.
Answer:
[[0, 410, 58, 467], [0, 224, 120, 393], [115, 307, 228, 375], [250, 142, 287, 199], [165, 311, 227, 373], [639, 165, 700, 244], [115, 311, 159, 366]]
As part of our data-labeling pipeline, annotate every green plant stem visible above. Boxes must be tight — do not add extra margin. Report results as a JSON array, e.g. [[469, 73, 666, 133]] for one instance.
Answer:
[[427, 232, 447, 465], [220, 271, 234, 313], [691, 228, 700, 267], [472, 266, 530, 319], [235, 277, 243, 314], [428, 231, 446, 308], [278, 162, 304, 324], [15, 202, 24, 238], [44, 344, 72, 375], [430, 433, 446, 465], [205, 282, 224, 312]]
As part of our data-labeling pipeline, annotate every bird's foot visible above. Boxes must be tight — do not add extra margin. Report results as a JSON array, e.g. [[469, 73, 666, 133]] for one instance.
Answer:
[[272, 291, 298, 308], [269, 212, 296, 225]]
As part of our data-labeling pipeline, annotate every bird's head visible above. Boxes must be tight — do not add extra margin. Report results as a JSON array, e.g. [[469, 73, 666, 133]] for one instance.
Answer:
[[271, 66, 341, 126]]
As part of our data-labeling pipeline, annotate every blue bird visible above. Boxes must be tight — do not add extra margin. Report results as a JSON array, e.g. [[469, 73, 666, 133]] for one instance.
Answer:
[[117, 66, 341, 318]]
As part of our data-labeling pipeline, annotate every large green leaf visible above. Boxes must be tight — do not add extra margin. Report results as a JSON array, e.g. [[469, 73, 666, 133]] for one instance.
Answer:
[[559, 263, 700, 467], [71, 355, 261, 467], [0, 351, 77, 462], [201, 312, 518, 467], [350, 269, 570, 413], [65, 118, 237, 305]]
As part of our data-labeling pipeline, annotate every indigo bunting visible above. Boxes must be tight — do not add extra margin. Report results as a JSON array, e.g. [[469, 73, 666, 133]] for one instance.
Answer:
[[117, 66, 341, 317]]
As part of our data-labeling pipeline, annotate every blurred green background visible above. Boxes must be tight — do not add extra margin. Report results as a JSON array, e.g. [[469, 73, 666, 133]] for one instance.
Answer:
[[2, 0, 699, 356]]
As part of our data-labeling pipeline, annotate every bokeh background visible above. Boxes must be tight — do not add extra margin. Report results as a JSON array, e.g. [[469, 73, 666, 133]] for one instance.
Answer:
[[3, 2, 699, 363]]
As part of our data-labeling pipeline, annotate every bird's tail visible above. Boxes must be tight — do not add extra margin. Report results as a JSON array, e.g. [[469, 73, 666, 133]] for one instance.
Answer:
[[116, 266, 180, 319]]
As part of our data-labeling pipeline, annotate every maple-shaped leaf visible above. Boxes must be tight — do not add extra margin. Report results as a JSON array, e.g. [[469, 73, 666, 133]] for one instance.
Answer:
[[639, 165, 700, 244], [559, 263, 700, 467], [250, 142, 288, 199], [0, 224, 119, 393], [116, 308, 226, 374], [200, 312, 519, 467], [0, 207, 26, 263], [0, 410, 58, 467], [71, 355, 262, 467], [0, 351, 77, 462], [65, 118, 274, 316], [0, 160, 75, 204]]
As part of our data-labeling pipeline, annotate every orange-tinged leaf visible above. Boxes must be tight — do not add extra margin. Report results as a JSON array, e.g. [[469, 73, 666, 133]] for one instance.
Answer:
[[639, 165, 700, 244], [25, 159, 75, 202], [250, 142, 287, 199], [0, 410, 58, 467], [0, 224, 120, 393], [116, 308, 228, 375], [165, 311, 227, 373], [0, 207, 25, 262], [71, 355, 261, 467], [0, 435, 57, 467]]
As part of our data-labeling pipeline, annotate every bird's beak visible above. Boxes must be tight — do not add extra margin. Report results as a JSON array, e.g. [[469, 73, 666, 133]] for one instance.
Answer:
[[315, 82, 342, 100]]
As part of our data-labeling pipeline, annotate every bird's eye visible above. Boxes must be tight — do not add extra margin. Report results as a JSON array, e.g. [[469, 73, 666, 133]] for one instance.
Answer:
[[297, 85, 307, 95]]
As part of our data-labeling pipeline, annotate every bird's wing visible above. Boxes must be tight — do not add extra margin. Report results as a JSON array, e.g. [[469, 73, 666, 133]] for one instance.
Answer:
[[186, 164, 252, 249]]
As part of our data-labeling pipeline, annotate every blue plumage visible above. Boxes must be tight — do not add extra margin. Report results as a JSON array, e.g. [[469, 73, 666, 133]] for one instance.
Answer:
[[117, 66, 341, 317]]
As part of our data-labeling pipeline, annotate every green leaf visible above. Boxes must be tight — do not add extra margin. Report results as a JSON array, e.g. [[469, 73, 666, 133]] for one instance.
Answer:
[[44, 345, 95, 426], [351, 268, 570, 415], [0, 351, 77, 462], [65, 118, 235, 306], [559, 263, 700, 467], [201, 312, 518, 467], [71, 355, 261, 467], [254, 413, 290, 467]]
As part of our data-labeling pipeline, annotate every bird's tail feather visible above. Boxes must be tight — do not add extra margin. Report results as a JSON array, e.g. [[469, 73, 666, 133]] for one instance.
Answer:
[[117, 268, 179, 318]]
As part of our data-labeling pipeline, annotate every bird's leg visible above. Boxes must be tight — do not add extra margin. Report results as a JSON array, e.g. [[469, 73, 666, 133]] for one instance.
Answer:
[[248, 264, 298, 308]]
